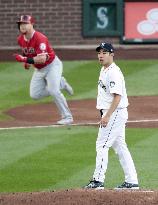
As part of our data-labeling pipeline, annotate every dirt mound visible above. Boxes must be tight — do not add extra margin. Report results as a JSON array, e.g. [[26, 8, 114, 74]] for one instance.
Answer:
[[0, 189, 157, 205], [0, 97, 157, 204], [0, 96, 158, 128]]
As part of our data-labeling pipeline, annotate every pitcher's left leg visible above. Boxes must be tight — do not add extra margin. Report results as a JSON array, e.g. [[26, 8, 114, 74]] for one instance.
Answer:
[[112, 129, 138, 184], [113, 108, 138, 185]]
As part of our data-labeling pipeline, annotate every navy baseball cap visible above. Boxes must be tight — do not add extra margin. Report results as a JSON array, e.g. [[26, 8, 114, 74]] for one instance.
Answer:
[[96, 42, 114, 53]]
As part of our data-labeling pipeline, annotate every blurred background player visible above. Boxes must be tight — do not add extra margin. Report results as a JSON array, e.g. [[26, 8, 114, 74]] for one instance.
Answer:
[[15, 15, 73, 125]]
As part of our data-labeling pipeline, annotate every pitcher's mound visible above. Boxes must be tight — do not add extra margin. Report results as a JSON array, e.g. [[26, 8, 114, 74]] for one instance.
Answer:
[[0, 96, 158, 128], [0, 189, 157, 205]]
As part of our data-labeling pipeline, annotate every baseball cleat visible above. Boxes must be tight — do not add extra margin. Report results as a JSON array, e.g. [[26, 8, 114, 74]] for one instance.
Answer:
[[84, 180, 104, 190], [115, 182, 139, 190], [57, 117, 73, 125]]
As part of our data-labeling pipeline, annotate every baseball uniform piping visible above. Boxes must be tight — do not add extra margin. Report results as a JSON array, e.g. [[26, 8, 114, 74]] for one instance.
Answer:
[[97, 110, 119, 181]]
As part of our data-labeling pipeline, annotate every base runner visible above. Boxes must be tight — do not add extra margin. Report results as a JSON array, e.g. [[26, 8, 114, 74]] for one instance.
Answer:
[[14, 15, 73, 125]]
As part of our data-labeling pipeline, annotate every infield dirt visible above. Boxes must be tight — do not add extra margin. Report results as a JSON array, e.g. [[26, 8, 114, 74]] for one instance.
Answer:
[[0, 96, 157, 204], [0, 96, 158, 128], [0, 189, 157, 205]]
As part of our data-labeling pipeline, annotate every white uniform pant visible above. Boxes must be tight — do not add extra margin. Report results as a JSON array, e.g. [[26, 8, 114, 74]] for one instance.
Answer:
[[93, 108, 138, 184], [30, 56, 72, 119]]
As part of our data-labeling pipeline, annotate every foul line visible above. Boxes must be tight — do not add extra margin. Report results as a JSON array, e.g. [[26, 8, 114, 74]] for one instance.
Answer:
[[0, 119, 158, 130], [128, 119, 158, 123]]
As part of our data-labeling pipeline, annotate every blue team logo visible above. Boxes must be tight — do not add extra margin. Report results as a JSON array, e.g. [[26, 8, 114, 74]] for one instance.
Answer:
[[110, 81, 115, 88]]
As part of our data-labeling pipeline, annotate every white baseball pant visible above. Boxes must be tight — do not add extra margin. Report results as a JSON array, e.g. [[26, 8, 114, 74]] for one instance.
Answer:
[[93, 108, 138, 184]]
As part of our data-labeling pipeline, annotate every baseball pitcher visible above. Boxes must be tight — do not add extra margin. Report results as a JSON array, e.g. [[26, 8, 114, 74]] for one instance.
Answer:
[[84, 42, 139, 190]]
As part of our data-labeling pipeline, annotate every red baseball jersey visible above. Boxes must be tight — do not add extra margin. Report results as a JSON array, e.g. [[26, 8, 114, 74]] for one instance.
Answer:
[[17, 31, 55, 69]]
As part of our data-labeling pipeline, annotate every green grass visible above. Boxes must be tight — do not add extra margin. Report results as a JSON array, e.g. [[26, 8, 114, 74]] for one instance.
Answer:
[[117, 60, 158, 96], [0, 60, 157, 193], [0, 126, 157, 192], [0, 60, 158, 120]]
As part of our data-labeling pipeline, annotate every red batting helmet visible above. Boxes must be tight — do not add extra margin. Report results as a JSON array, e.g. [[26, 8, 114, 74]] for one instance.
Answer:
[[16, 15, 35, 24]]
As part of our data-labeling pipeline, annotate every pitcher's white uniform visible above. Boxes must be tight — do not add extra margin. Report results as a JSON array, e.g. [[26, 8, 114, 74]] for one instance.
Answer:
[[93, 62, 138, 184]]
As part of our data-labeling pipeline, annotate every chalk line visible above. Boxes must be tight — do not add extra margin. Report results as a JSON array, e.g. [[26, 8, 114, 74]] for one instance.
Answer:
[[0, 119, 157, 130]]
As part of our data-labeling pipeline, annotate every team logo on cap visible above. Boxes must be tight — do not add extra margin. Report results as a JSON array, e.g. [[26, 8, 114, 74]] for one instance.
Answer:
[[39, 43, 46, 51], [110, 81, 115, 88]]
